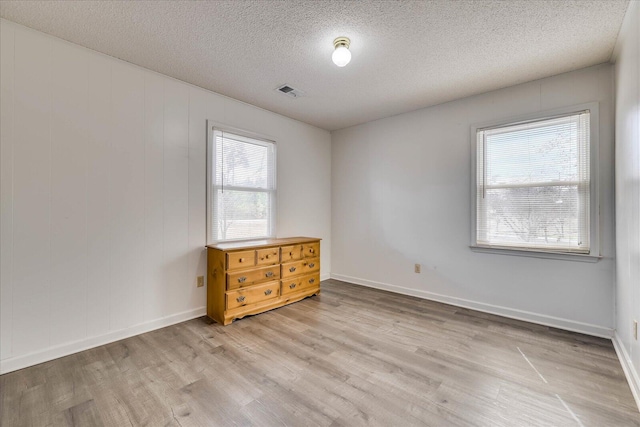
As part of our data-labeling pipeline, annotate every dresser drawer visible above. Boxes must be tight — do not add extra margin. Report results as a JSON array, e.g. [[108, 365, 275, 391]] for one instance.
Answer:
[[302, 242, 320, 258], [226, 250, 256, 271], [280, 244, 303, 263], [281, 273, 320, 295], [227, 265, 281, 290], [281, 257, 320, 278], [256, 247, 280, 266], [226, 280, 280, 310]]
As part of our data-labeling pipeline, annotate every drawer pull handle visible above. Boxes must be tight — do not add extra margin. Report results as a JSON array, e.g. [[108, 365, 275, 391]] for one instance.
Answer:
[[236, 295, 246, 303], [266, 271, 274, 278], [309, 249, 315, 253], [289, 252, 293, 256], [309, 263, 315, 268], [309, 278, 315, 284], [264, 289, 273, 296], [289, 283, 297, 289], [289, 267, 296, 272], [239, 258, 244, 263], [238, 277, 247, 283]]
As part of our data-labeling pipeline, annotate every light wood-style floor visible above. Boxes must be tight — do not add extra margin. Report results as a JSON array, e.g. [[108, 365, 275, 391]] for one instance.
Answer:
[[1, 279, 639, 426]]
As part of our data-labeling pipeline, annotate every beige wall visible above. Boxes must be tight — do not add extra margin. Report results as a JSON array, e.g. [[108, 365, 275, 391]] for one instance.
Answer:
[[0, 19, 332, 373], [613, 0, 640, 408], [332, 64, 615, 336]]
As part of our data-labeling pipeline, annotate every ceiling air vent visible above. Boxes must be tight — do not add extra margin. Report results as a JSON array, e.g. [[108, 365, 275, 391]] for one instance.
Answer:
[[276, 84, 305, 98]]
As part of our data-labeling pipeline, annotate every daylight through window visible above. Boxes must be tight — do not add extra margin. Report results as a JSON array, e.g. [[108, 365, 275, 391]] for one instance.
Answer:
[[209, 129, 276, 243], [476, 111, 590, 253]]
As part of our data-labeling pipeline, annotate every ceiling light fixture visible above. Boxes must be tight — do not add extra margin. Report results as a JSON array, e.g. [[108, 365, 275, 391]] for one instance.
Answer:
[[332, 37, 351, 67]]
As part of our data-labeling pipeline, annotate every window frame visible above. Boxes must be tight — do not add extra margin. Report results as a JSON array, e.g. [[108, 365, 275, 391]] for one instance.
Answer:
[[206, 121, 277, 244], [470, 102, 601, 262]]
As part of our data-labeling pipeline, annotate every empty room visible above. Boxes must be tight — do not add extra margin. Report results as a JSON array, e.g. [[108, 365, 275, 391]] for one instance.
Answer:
[[2, 0, 640, 425]]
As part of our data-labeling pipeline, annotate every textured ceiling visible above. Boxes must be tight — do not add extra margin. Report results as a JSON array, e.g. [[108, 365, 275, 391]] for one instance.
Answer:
[[0, 1, 630, 131]]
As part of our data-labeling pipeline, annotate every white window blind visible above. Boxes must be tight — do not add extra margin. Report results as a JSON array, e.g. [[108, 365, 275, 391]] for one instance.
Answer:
[[209, 129, 276, 243], [476, 111, 590, 253]]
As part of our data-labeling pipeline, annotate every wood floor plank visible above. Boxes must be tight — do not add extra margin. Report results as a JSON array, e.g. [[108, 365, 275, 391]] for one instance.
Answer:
[[1, 279, 639, 426]]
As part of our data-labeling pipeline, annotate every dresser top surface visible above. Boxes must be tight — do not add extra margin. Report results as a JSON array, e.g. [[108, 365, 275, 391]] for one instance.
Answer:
[[206, 236, 320, 252]]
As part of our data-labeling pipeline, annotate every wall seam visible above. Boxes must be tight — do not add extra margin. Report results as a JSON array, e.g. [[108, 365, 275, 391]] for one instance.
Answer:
[[47, 35, 53, 349], [162, 79, 166, 317], [187, 88, 191, 304], [84, 46, 90, 341], [9, 23, 16, 359], [108, 61, 113, 332], [143, 72, 148, 322]]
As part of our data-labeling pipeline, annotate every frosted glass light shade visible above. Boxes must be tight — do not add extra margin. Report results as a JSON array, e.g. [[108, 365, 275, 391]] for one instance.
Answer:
[[332, 45, 351, 67]]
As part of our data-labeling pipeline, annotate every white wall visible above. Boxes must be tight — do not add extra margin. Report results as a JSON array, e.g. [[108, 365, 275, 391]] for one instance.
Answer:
[[0, 19, 332, 373], [613, 0, 640, 409], [332, 64, 615, 337]]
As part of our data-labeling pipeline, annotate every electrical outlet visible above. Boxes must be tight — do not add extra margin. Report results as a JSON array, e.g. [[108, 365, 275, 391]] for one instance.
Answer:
[[197, 276, 205, 288], [634, 320, 638, 340], [414, 264, 421, 274]]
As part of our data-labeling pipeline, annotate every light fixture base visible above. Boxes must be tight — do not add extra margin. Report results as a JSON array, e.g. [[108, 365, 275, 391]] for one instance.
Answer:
[[333, 37, 350, 49]]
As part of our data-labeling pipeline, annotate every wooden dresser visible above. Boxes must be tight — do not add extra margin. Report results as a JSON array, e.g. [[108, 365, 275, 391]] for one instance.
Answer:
[[206, 237, 321, 325]]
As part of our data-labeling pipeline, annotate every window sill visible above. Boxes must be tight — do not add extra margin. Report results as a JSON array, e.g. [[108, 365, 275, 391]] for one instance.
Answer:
[[469, 245, 602, 263]]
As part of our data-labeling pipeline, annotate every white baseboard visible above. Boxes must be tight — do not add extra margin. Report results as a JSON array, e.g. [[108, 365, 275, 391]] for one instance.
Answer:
[[2, 276, 330, 374], [612, 332, 640, 412], [0, 306, 206, 374], [330, 273, 613, 339], [0, 274, 616, 374]]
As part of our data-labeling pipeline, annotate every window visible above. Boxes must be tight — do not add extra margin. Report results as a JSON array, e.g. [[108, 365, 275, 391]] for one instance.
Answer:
[[474, 109, 594, 255], [208, 127, 276, 243]]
